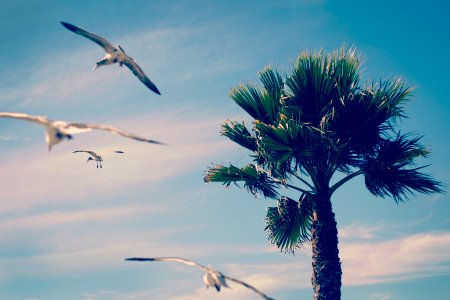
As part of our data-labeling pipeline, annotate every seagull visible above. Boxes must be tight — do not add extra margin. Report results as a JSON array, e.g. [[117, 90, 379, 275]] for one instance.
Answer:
[[0, 112, 164, 151], [125, 257, 275, 300], [60, 21, 161, 95], [202, 264, 229, 291], [73, 150, 124, 168]]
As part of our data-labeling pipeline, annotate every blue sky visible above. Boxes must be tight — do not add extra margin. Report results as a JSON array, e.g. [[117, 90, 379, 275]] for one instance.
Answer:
[[0, 1, 449, 299]]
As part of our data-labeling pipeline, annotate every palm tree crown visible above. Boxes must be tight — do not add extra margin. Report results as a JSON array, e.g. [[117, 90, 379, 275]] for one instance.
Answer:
[[204, 48, 442, 252]]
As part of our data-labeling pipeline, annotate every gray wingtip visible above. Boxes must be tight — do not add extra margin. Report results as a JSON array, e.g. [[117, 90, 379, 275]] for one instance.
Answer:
[[60, 21, 78, 32], [125, 257, 155, 262], [148, 139, 166, 145]]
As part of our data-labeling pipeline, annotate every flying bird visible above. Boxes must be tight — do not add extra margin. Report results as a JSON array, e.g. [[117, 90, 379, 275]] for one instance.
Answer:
[[202, 264, 229, 292], [60, 21, 161, 95], [0, 112, 164, 151], [73, 150, 124, 168], [125, 257, 275, 300]]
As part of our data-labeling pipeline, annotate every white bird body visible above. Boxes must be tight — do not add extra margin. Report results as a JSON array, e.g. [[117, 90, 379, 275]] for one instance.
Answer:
[[202, 266, 229, 291], [0, 112, 163, 151], [73, 150, 124, 168], [61, 21, 161, 95], [203, 270, 220, 291]]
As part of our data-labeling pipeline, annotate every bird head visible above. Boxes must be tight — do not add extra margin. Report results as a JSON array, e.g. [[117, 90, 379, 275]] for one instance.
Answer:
[[117, 45, 126, 54], [87, 157, 94, 163]]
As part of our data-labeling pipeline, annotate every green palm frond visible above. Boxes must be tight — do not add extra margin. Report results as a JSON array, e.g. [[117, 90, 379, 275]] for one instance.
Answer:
[[371, 78, 413, 122], [362, 135, 443, 202], [255, 119, 326, 178], [221, 120, 257, 152], [265, 194, 313, 253], [285, 48, 361, 126], [327, 78, 412, 155], [364, 166, 443, 203], [259, 66, 284, 102], [332, 48, 361, 97], [229, 81, 280, 124], [376, 133, 429, 165], [204, 163, 279, 199]]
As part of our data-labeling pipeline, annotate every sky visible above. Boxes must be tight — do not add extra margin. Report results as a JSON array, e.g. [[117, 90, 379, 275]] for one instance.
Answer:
[[0, 0, 449, 299]]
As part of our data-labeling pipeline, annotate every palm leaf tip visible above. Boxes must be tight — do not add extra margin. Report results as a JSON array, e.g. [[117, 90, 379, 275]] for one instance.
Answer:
[[221, 120, 257, 152], [258, 66, 284, 102], [362, 134, 444, 203], [364, 166, 444, 203]]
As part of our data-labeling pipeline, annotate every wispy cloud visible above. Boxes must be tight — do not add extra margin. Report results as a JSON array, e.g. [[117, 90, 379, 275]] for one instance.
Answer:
[[0, 203, 166, 233], [369, 292, 393, 300], [341, 231, 450, 286], [123, 229, 450, 298], [339, 222, 386, 241], [0, 135, 31, 141], [3, 210, 450, 298]]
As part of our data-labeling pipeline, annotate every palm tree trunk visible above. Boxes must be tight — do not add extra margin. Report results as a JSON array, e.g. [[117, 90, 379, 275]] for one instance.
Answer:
[[311, 192, 342, 300]]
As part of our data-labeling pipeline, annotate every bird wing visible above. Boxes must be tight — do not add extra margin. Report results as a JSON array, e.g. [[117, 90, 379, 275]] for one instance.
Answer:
[[221, 275, 275, 300], [122, 58, 161, 95], [125, 257, 208, 272], [0, 112, 50, 126], [99, 150, 125, 156], [52, 121, 92, 134], [67, 122, 164, 145], [72, 150, 98, 158], [61, 21, 116, 53]]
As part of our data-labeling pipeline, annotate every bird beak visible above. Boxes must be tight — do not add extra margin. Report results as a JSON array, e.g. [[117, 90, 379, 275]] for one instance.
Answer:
[[48, 145, 52, 152]]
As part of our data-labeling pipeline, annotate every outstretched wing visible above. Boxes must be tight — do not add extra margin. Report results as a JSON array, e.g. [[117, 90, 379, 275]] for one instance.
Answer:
[[61, 21, 116, 53], [72, 150, 98, 158], [122, 58, 161, 95], [126, 257, 208, 271], [0, 112, 50, 126], [99, 150, 125, 156], [67, 122, 164, 145]]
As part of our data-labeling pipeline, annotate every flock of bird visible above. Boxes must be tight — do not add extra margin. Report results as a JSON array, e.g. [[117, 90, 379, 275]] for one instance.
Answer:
[[1, 21, 274, 299], [1, 21, 163, 166]]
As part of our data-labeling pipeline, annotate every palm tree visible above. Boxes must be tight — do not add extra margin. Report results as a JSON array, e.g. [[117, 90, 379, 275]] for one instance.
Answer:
[[204, 48, 443, 300]]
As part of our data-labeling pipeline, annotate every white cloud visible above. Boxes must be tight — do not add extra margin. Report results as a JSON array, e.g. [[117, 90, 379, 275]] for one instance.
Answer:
[[341, 231, 450, 286], [0, 135, 31, 141], [137, 230, 450, 298], [3, 214, 450, 298], [369, 292, 392, 300], [339, 222, 386, 241], [0, 203, 166, 233]]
